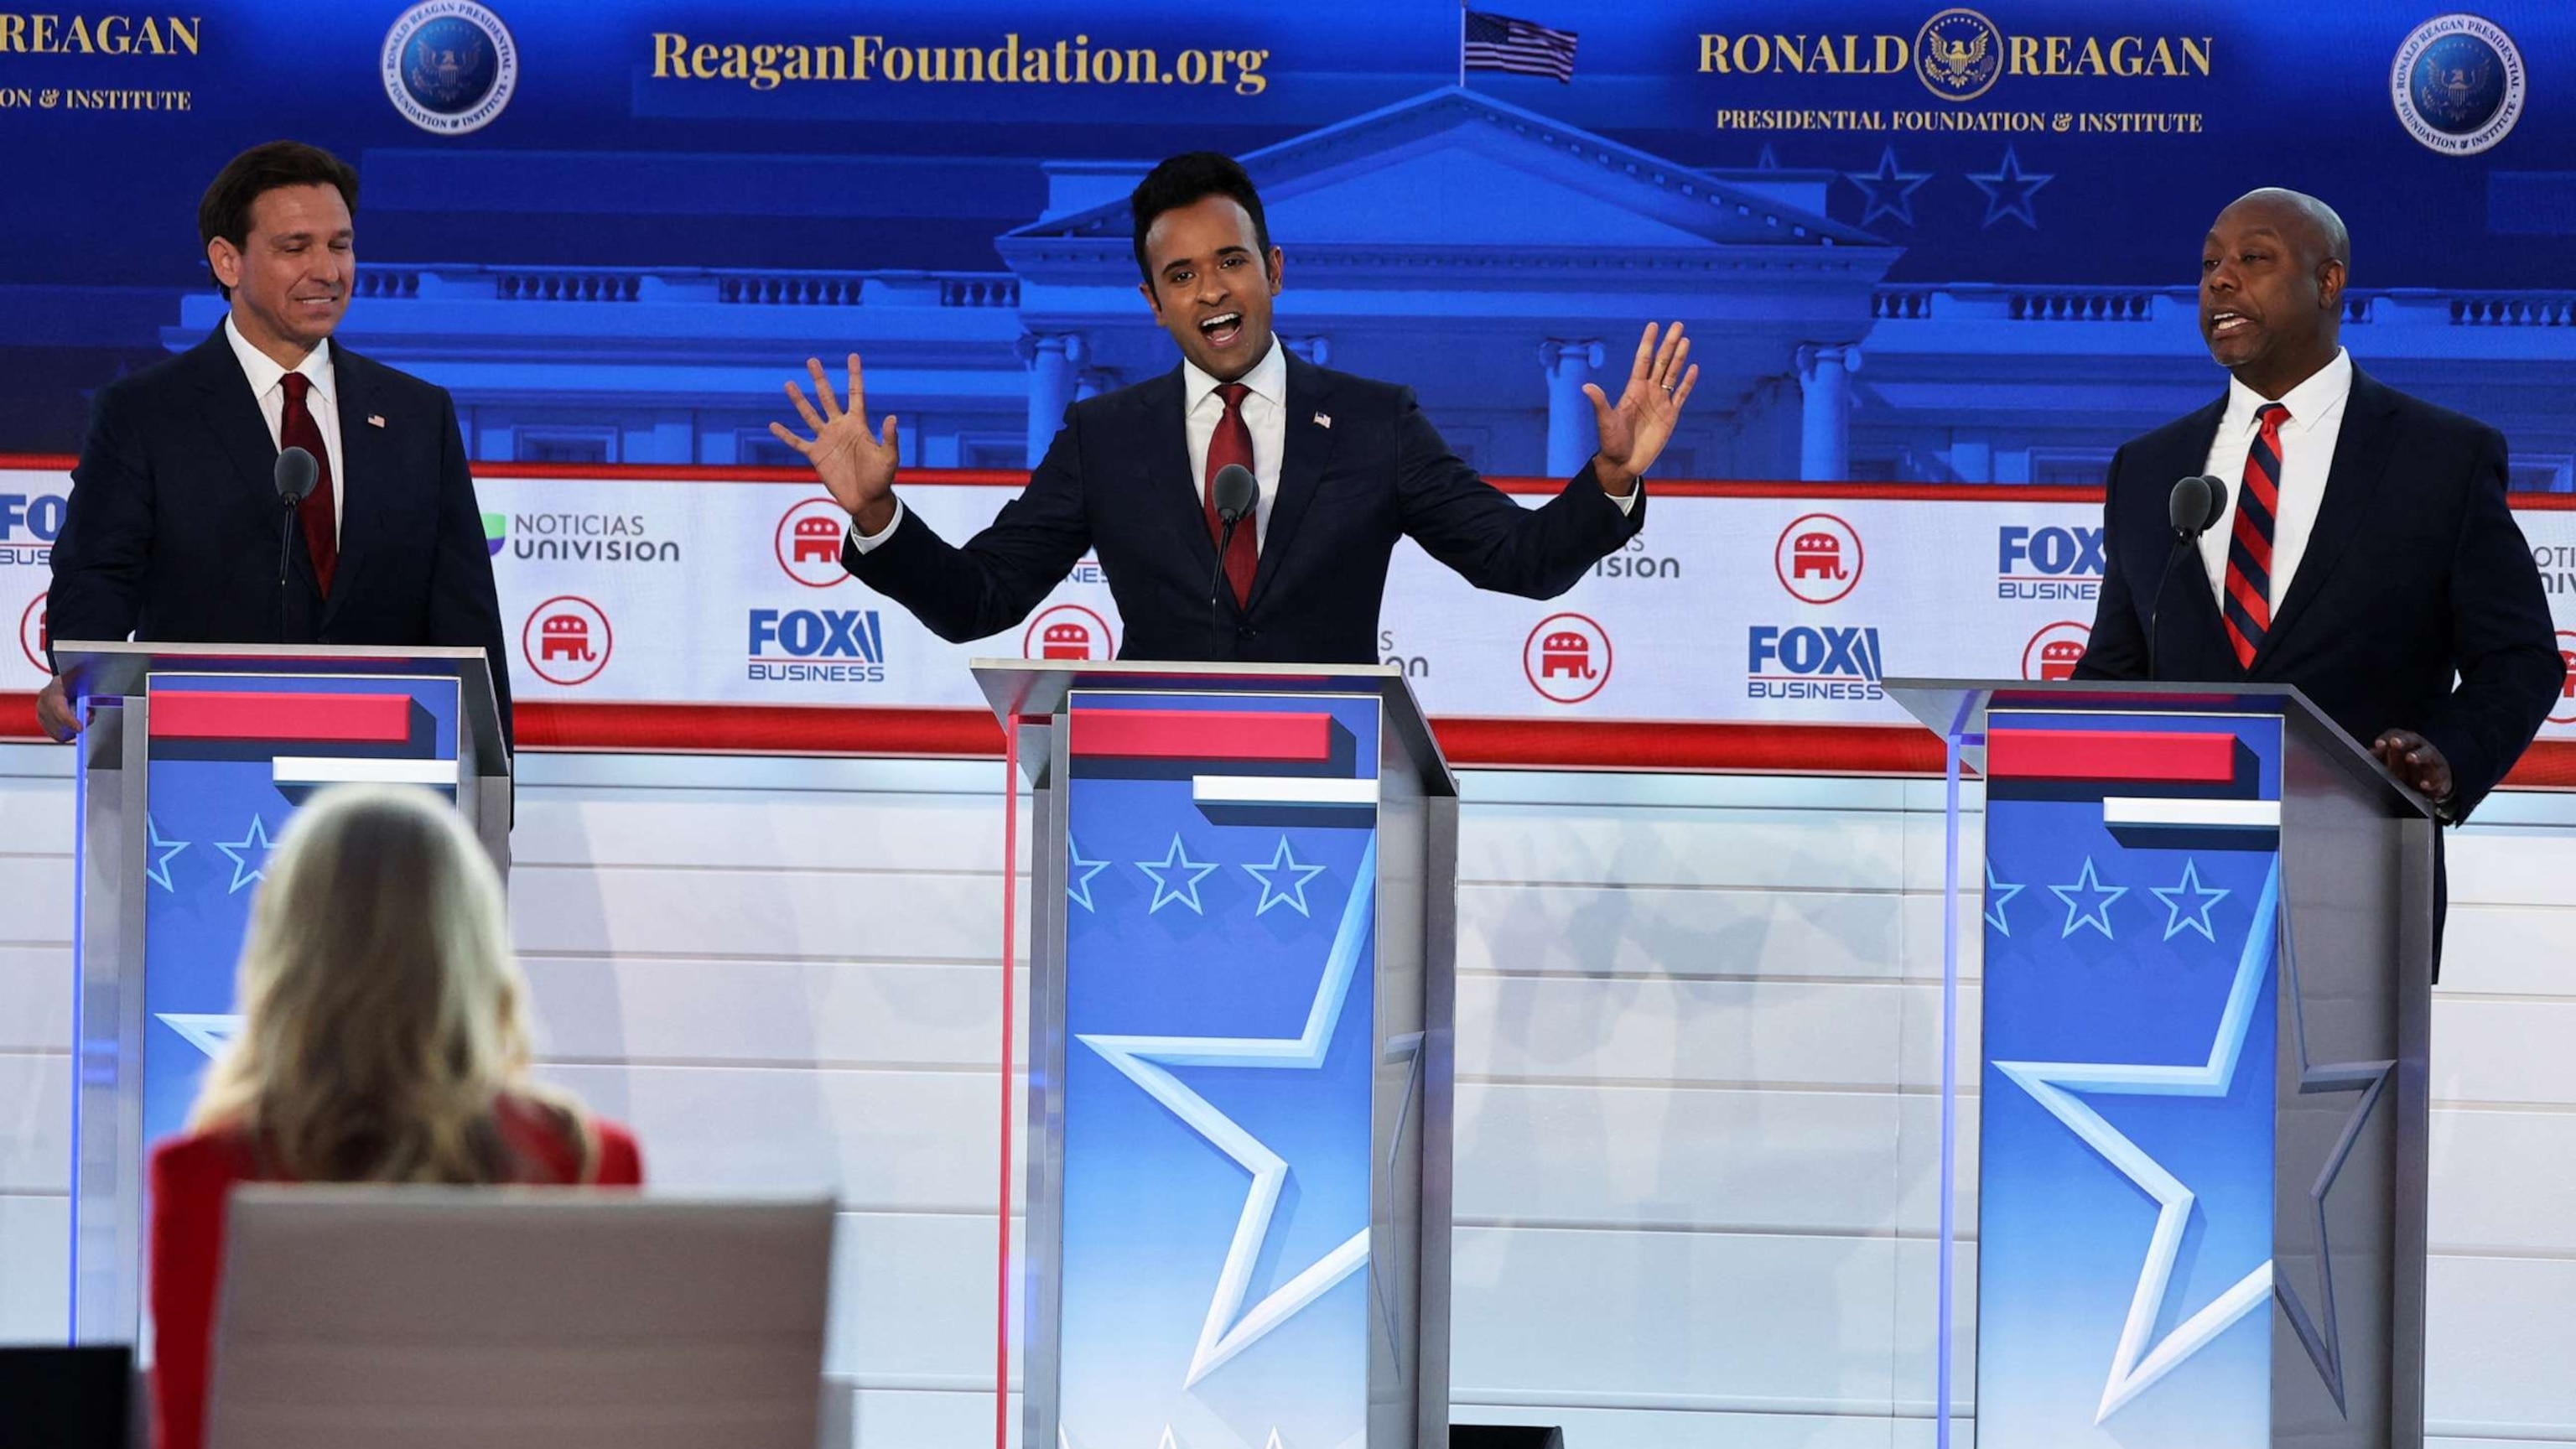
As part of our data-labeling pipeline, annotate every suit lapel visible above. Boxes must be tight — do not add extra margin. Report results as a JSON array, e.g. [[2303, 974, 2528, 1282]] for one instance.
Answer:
[[1137, 367, 1216, 577], [322, 342, 389, 626], [2256, 367, 2399, 665], [189, 330, 288, 532], [2150, 393, 2237, 669], [1247, 356, 1339, 611]]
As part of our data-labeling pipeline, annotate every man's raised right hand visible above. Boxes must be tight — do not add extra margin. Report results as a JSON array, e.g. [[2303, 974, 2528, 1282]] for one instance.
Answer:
[[770, 354, 901, 534]]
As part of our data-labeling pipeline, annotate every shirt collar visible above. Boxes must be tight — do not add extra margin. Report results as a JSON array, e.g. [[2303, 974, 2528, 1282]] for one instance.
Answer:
[[223, 314, 336, 405], [1182, 335, 1286, 413], [2226, 346, 2350, 434]]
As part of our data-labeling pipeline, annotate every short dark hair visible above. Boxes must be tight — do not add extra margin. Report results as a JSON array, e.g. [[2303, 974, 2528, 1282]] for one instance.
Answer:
[[198, 141, 359, 298], [1130, 151, 1272, 286]]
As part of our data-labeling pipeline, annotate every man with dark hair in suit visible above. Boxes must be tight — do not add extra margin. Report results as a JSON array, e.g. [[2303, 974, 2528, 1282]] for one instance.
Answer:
[[39, 140, 510, 744], [767, 150, 1696, 663], [2078, 188, 2562, 954]]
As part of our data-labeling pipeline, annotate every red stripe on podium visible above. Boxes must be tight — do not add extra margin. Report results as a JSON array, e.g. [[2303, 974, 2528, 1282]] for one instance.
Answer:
[[1068, 708, 1334, 761], [148, 691, 413, 743], [1986, 728, 2239, 783]]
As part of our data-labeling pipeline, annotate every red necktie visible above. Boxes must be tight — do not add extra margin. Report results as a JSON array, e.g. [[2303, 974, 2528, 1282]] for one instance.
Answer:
[[1202, 382, 1258, 609], [279, 371, 339, 599], [2220, 402, 2287, 668]]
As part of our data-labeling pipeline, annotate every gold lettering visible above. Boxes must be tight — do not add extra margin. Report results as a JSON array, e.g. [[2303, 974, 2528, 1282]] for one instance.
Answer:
[[850, 34, 880, 79], [65, 13, 96, 52], [689, 42, 717, 78], [2110, 36, 2142, 76], [96, 14, 127, 52], [29, 13, 56, 50], [1772, 34, 1805, 72], [1877, 34, 1908, 72], [1699, 34, 1731, 74], [2182, 37, 2212, 75], [651, 32, 684, 77], [2008, 34, 2038, 74], [1021, 44, 1051, 81], [1737, 34, 1772, 73], [2076, 37, 2109, 76], [986, 34, 1019, 81], [750, 43, 779, 89], [2044, 35, 2070, 74], [717, 42, 749, 80], [0, 14, 24, 50], [169, 15, 200, 55], [1233, 48, 1264, 95], [1123, 47, 1156, 83]]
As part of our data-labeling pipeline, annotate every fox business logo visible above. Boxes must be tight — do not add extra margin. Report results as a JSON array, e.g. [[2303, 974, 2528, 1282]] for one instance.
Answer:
[[1748, 624, 1885, 702], [0, 491, 66, 566], [748, 607, 888, 683], [1997, 524, 2103, 600]]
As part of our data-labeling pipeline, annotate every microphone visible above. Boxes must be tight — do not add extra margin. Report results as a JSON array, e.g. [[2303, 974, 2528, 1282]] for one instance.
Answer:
[[1208, 463, 1258, 654], [274, 445, 319, 589], [2147, 474, 2228, 678]]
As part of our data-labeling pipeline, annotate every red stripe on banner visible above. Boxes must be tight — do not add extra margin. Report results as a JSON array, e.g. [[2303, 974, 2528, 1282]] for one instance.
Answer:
[[1069, 708, 1334, 761], [8, 694, 2576, 787], [1987, 728, 2240, 783], [148, 690, 413, 743]]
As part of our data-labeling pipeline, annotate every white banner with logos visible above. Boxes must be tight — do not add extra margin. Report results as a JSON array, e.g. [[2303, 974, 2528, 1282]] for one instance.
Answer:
[[7, 466, 2573, 744]]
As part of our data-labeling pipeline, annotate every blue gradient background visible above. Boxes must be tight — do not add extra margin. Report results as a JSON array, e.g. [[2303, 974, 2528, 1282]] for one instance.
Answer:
[[1977, 711, 2283, 1448], [1057, 690, 1381, 1449]]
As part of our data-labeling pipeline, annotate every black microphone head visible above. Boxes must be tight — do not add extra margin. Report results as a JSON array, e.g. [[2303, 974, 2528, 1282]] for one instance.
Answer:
[[274, 445, 319, 504], [1212, 463, 1258, 525], [2167, 474, 2211, 538], [2195, 475, 2229, 533]]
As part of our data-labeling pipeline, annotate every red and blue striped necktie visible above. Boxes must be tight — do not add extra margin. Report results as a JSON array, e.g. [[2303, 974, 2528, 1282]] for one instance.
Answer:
[[2221, 402, 2288, 668]]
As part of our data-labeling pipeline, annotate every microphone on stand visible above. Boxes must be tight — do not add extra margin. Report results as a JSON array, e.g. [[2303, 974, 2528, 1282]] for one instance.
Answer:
[[273, 446, 319, 588], [2148, 474, 2228, 678], [1208, 463, 1258, 656]]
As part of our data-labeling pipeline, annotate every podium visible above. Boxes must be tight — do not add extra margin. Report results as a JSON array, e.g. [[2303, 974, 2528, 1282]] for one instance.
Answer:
[[1888, 679, 2434, 1449], [53, 641, 512, 1347], [974, 659, 1455, 1449]]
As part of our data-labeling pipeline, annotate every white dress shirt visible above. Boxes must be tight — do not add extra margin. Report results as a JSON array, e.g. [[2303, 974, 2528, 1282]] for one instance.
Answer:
[[2197, 347, 2352, 612], [224, 314, 345, 544], [851, 333, 1635, 553]]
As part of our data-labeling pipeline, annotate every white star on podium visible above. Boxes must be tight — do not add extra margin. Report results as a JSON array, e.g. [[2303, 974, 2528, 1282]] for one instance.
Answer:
[[2272, 917, 2395, 1413], [1243, 836, 1327, 917], [1984, 860, 2025, 935], [157, 1013, 242, 1060], [2148, 859, 2231, 942], [1992, 859, 2283, 1423], [2049, 856, 2127, 939], [1078, 837, 1379, 1388], [1067, 835, 1111, 912], [145, 815, 190, 892], [1135, 834, 1220, 915], [214, 814, 278, 894]]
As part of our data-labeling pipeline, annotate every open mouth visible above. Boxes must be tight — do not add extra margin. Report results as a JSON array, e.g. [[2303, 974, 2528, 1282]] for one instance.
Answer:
[[1198, 311, 1244, 348], [2207, 310, 2254, 338]]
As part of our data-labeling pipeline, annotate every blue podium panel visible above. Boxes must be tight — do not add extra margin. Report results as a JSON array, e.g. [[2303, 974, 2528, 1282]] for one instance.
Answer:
[[1978, 709, 2287, 1449], [1057, 688, 1383, 1449], [74, 670, 464, 1348]]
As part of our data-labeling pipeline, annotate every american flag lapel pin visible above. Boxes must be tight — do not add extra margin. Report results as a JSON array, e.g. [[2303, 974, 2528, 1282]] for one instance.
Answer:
[[366, 413, 387, 428], [1313, 411, 1332, 429]]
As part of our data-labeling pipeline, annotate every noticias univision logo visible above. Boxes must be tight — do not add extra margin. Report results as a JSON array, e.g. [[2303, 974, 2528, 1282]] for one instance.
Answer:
[[480, 511, 506, 558]]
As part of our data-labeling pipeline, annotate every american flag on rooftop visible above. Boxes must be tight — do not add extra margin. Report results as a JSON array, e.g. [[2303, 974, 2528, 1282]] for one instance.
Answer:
[[1464, 10, 1578, 83]]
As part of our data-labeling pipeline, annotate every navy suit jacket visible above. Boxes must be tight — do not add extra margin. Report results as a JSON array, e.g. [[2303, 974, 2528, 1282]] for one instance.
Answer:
[[2076, 366, 2561, 823], [844, 354, 1645, 662], [48, 328, 512, 739]]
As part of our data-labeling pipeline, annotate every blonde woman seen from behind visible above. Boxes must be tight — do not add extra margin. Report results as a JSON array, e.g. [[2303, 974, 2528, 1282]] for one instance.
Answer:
[[146, 785, 641, 1449]]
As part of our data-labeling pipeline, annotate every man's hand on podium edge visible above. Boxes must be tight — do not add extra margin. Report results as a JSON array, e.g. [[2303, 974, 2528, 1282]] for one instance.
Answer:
[[1583, 320, 1699, 497], [35, 674, 78, 743], [2371, 728, 2454, 809], [771, 354, 901, 536]]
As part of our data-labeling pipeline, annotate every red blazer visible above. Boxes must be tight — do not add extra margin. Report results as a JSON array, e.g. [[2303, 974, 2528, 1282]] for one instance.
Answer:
[[146, 1099, 643, 1449]]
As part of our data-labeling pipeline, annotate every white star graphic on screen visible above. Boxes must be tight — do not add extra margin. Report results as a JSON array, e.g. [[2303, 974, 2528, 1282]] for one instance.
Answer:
[[1841, 144, 1933, 227], [145, 815, 190, 892], [1984, 860, 2026, 935], [1263, 1431, 1287, 1449], [2148, 860, 2231, 942], [214, 814, 279, 894], [1992, 858, 2282, 1423], [2271, 916, 2395, 1415], [1078, 837, 1379, 1389], [2048, 856, 2126, 939], [1135, 834, 1221, 915], [1243, 835, 1328, 917], [1066, 835, 1111, 912], [156, 1013, 242, 1060]]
